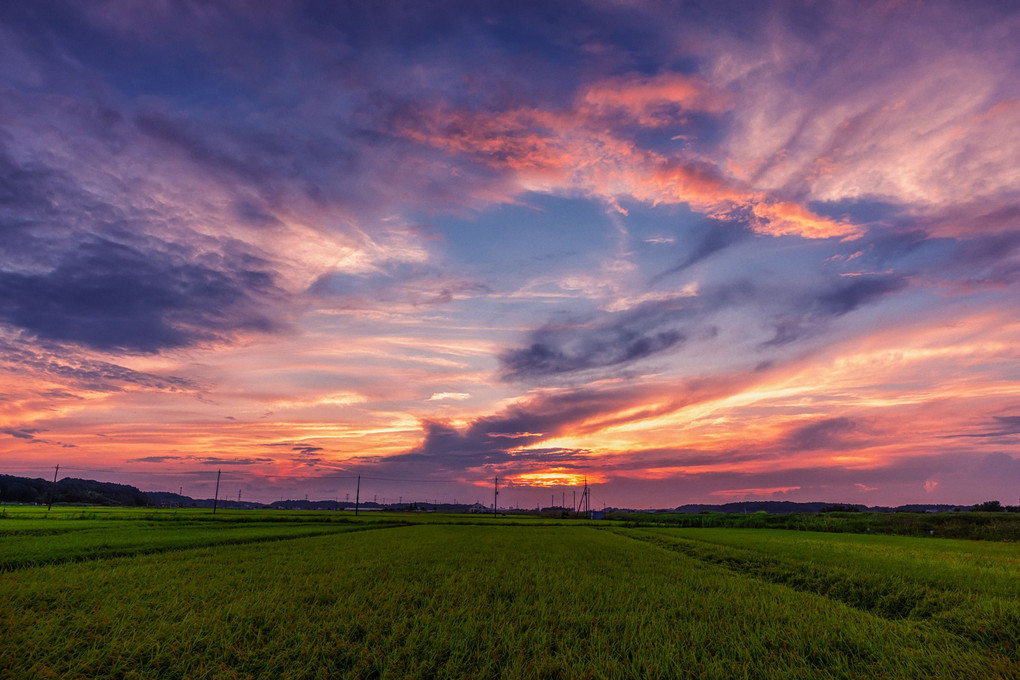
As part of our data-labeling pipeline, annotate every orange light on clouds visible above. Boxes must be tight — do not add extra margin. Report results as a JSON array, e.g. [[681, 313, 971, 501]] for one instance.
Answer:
[[579, 72, 732, 124], [751, 201, 864, 240], [510, 470, 603, 487]]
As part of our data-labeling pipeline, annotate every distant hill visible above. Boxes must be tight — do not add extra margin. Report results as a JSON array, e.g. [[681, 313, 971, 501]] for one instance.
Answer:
[[671, 501, 969, 514], [0, 474, 149, 506], [145, 491, 267, 509], [0, 473, 996, 513], [673, 501, 845, 514], [144, 491, 193, 506]]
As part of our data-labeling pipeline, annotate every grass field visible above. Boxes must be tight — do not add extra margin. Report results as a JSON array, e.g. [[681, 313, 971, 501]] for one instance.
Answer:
[[1, 507, 1017, 679]]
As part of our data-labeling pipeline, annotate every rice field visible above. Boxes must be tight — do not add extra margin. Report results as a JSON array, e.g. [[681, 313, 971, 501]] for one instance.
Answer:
[[1, 508, 1017, 679]]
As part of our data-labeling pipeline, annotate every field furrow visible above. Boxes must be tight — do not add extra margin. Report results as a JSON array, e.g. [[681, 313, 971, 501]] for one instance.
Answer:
[[611, 527, 1020, 664], [0, 519, 405, 572]]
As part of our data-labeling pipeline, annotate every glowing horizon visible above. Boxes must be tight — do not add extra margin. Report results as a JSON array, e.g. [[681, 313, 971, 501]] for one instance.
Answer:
[[1, 1, 1018, 508]]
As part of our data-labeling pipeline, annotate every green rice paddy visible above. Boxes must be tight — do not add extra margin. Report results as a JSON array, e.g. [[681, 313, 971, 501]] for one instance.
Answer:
[[1, 507, 1016, 679]]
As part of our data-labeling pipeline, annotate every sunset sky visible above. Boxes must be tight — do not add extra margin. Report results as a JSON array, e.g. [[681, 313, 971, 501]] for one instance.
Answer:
[[1, 0, 1018, 508]]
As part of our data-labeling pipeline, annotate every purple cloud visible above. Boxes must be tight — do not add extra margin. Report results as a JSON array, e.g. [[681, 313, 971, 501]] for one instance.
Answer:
[[782, 418, 860, 452], [1, 427, 42, 441], [0, 238, 282, 353], [942, 416, 1020, 439]]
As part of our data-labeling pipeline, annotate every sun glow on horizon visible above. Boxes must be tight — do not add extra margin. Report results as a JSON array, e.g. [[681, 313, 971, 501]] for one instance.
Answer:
[[508, 471, 604, 488]]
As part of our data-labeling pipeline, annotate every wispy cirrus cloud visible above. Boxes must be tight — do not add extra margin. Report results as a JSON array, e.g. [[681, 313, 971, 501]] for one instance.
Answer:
[[500, 269, 911, 385], [702, 1, 1020, 223], [399, 73, 859, 240], [127, 454, 275, 466], [500, 300, 691, 381], [761, 275, 909, 347], [0, 335, 197, 393], [941, 416, 1020, 439]]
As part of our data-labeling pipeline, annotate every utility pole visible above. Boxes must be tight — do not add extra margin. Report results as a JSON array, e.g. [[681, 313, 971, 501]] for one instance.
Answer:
[[47, 464, 59, 511], [575, 479, 591, 519], [355, 474, 361, 517], [212, 469, 221, 514], [493, 476, 499, 518]]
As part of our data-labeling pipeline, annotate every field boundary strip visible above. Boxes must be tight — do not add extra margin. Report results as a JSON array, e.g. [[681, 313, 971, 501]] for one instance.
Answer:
[[0, 521, 407, 573], [604, 526, 1019, 664], [604, 526, 958, 620]]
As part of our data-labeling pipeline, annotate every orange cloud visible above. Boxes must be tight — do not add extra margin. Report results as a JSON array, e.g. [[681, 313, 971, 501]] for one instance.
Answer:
[[484, 306, 1020, 489], [579, 72, 731, 125], [510, 470, 601, 487], [401, 72, 861, 240], [751, 201, 864, 240]]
